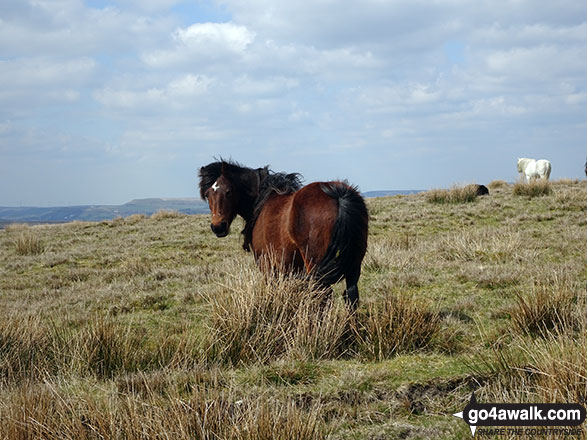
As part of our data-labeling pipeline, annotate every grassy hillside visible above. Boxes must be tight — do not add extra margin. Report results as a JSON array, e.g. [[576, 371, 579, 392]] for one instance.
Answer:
[[0, 180, 585, 439]]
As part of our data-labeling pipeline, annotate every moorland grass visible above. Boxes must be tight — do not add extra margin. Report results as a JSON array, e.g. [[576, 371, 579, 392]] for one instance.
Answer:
[[425, 184, 479, 204], [0, 180, 585, 439], [510, 271, 581, 337], [488, 180, 509, 189], [13, 231, 44, 255], [513, 178, 552, 197]]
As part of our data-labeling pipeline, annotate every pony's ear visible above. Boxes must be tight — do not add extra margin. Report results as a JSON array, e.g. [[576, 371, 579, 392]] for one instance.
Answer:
[[257, 166, 269, 181]]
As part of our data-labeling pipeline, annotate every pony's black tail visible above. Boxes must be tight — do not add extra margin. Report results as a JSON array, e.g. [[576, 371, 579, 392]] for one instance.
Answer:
[[315, 182, 368, 288]]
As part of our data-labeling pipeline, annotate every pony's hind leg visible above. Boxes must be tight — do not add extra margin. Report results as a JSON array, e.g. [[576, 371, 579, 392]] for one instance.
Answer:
[[343, 268, 360, 311]]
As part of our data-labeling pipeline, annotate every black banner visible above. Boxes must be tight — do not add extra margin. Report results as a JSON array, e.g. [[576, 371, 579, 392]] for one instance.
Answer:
[[454, 393, 586, 436]]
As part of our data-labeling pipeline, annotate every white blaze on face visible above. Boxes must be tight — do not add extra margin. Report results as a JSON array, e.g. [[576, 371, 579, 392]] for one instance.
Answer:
[[212, 181, 220, 192]]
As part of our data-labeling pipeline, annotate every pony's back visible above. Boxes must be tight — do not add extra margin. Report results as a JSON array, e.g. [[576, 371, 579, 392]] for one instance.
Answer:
[[536, 159, 551, 180]]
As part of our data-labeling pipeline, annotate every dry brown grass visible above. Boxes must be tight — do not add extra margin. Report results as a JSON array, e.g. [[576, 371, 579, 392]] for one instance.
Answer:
[[150, 209, 185, 220], [510, 272, 581, 337], [553, 178, 579, 185], [554, 183, 587, 208], [204, 264, 353, 364], [4, 223, 31, 232], [474, 264, 587, 417], [513, 179, 552, 197], [363, 236, 433, 289], [0, 314, 202, 384], [363, 235, 421, 273], [0, 380, 329, 440], [437, 227, 530, 264], [124, 213, 147, 224], [425, 184, 479, 204], [481, 330, 587, 408], [13, 231, 45, 255], [488, 180, 509, 189], [359, 293, 442, 360]]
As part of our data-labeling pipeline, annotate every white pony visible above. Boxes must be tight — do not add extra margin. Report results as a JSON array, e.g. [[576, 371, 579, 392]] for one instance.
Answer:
[[517, 158, 551, 181]]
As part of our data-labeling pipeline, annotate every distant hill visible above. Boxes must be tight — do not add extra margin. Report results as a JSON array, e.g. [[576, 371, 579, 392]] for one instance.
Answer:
[[0, 191, 422, 226], [0, 198, 208, 224]]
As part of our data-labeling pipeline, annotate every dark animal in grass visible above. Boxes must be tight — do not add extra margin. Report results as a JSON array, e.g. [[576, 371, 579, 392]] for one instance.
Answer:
[[473, 184, 489, 196], [199, 160, 369, 310]]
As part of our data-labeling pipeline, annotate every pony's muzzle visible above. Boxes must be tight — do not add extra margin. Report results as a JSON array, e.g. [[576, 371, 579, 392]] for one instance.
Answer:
[[211, 222, 229, 237]]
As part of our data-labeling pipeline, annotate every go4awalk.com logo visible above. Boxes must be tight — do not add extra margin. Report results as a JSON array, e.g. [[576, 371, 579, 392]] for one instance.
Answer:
[[453, 393, 586, 437]]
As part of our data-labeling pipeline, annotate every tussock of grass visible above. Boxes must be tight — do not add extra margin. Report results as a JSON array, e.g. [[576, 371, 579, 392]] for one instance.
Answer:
[[359, 294, 442, 360], [151, 209, 184, 220], [0, 315, 55, 383], [479, 331, 587, 406], [204, 265, 353, 364], [4, 223, 31, 232], [425, 184, 478, 204], [522, 332, 587, 403], [513, 179, 552, 197], [510, 272, 581, 337], [13, 232, 44, 255], [424, 188, 450, 204], [203, 262, 447, 364], [124, 213, 147, 224], [474, 269, 586, 407], [488, 180, 508, 189]]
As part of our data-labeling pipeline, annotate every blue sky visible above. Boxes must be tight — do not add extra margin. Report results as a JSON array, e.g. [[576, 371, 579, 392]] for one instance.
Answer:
[[1, 0, 586, 206]]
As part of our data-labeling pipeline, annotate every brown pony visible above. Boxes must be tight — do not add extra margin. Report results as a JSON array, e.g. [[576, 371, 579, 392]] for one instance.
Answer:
[[198, 160, 369, 309]]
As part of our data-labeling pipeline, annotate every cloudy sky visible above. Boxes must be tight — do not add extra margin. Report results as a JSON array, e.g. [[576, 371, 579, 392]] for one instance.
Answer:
[[1, 0, 586, 206]]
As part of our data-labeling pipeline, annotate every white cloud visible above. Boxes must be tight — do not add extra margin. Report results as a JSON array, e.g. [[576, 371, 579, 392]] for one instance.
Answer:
[[143, 22, 255, 67], [94, 74, 212, 110], [0, 57, 95, 109], [175, 22, 254, 52]]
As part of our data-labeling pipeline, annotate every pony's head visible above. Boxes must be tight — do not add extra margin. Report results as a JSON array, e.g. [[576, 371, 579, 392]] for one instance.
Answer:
[[517, 158, 529, 173], [203, 167, 237, 237], [199, 160, 267, 238]]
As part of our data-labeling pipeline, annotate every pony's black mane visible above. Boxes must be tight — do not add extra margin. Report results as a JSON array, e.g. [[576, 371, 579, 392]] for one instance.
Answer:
[[253, 172, 303, 218], [198, 159, 253, 200], [243, 170, 302, 251], [198, 159, 303, 251]]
